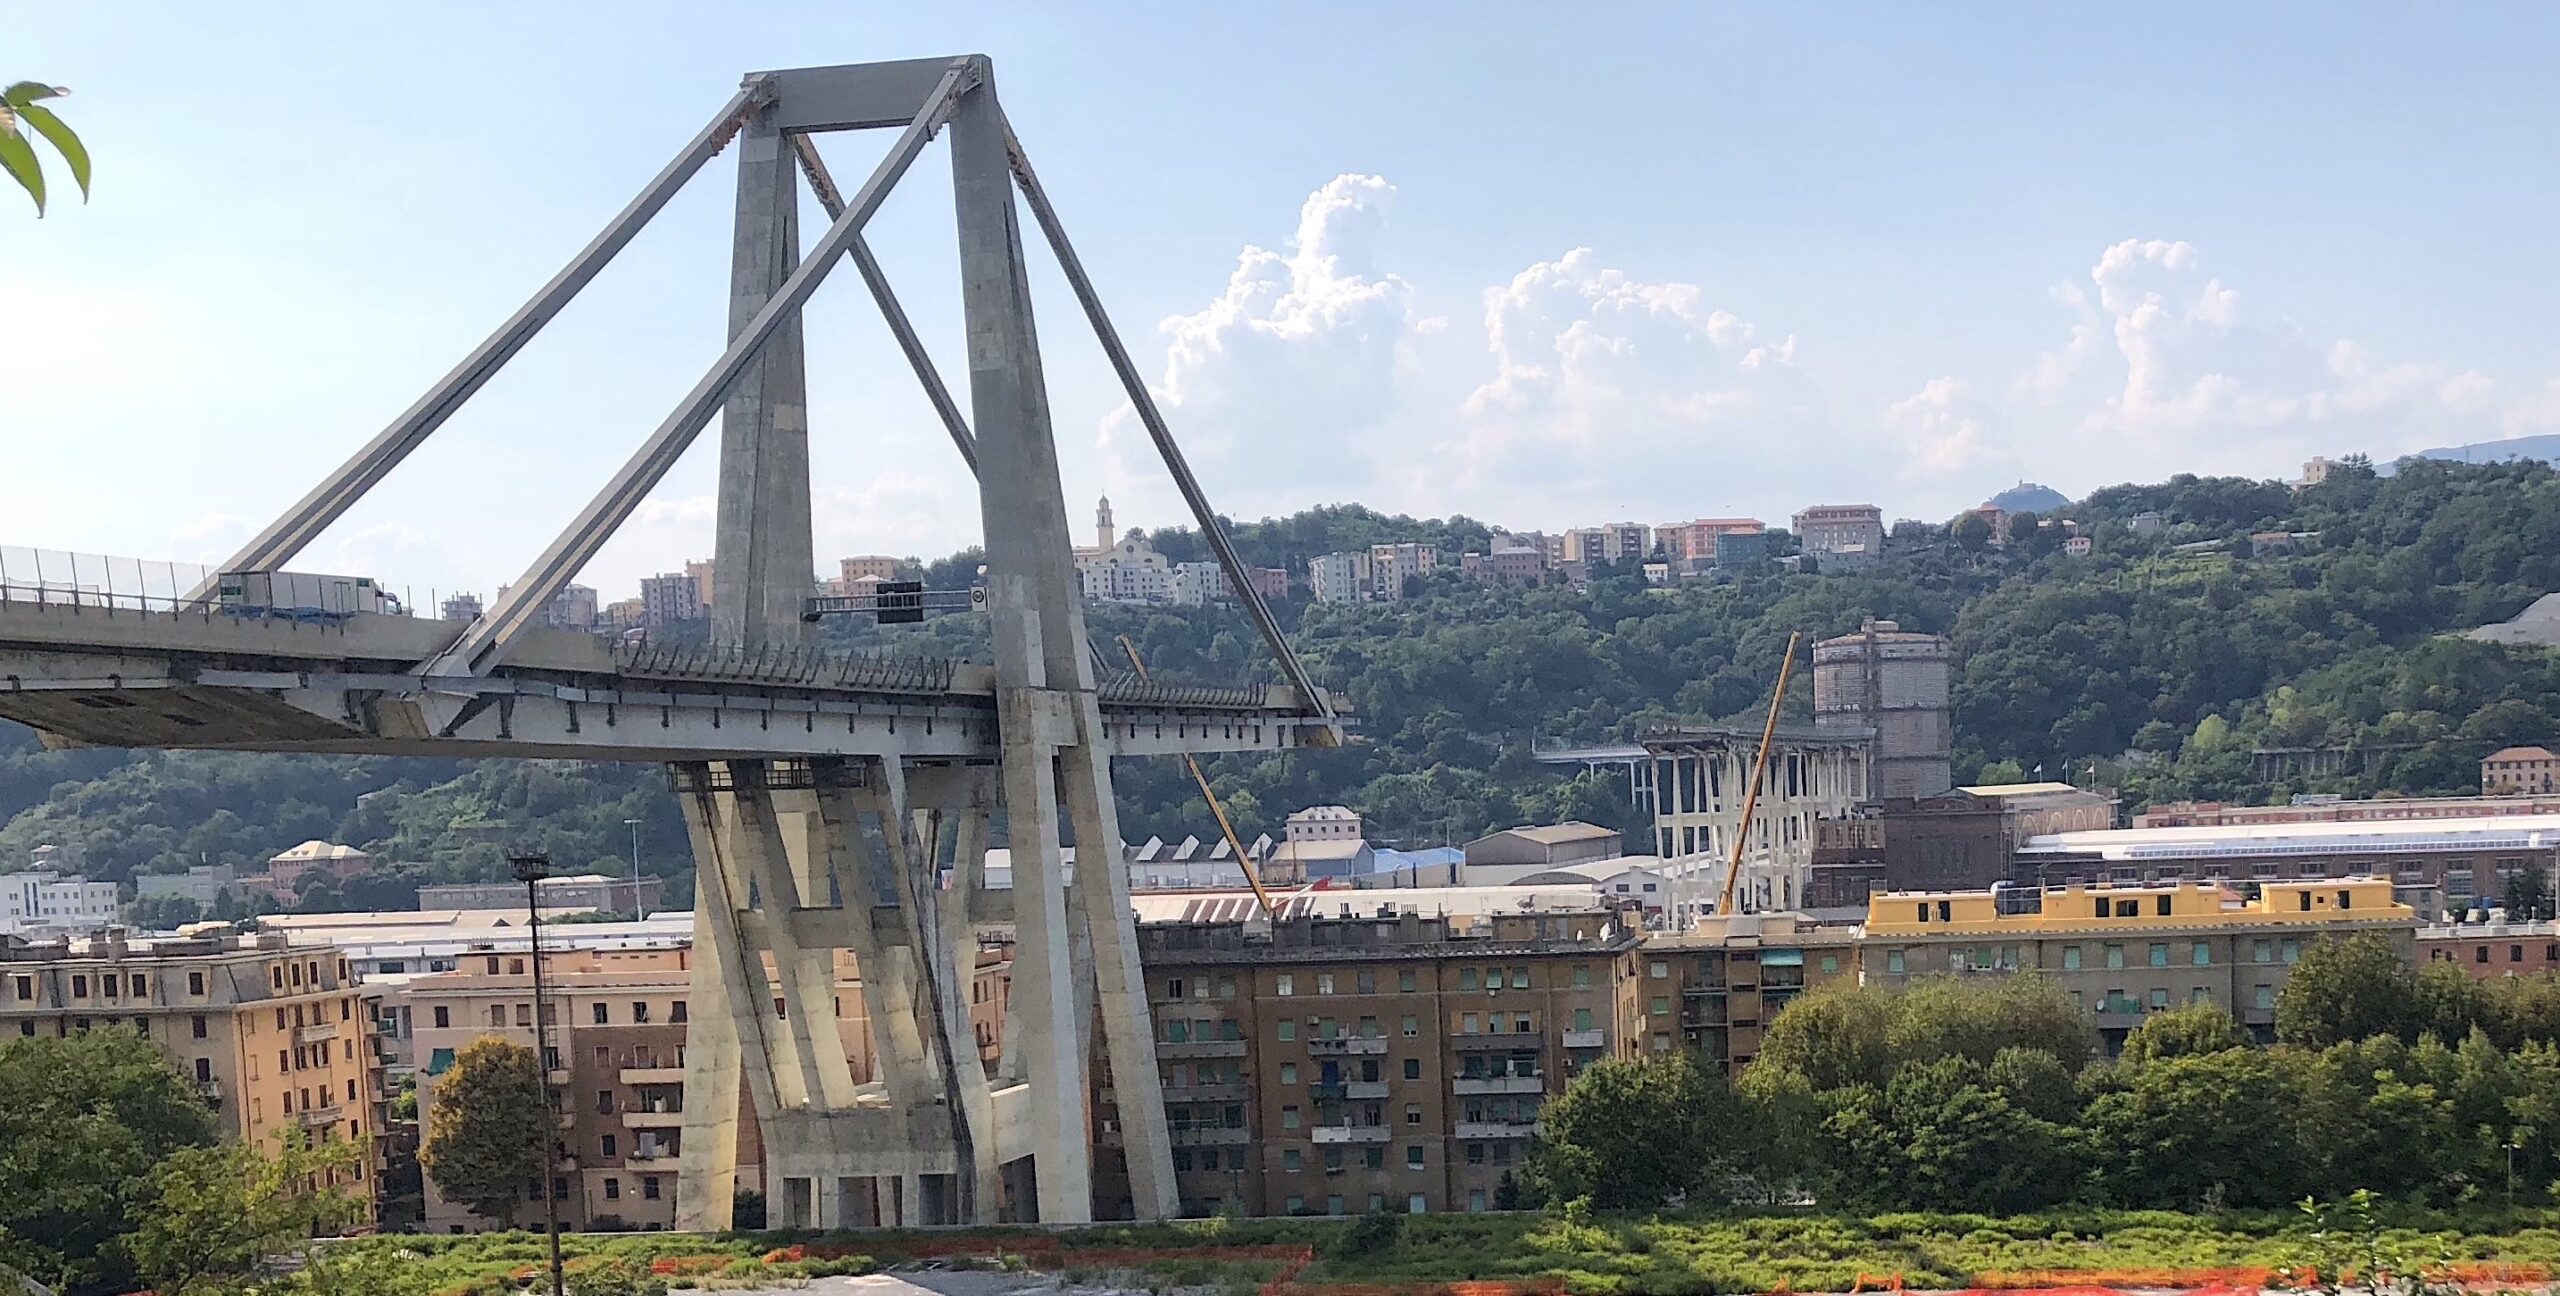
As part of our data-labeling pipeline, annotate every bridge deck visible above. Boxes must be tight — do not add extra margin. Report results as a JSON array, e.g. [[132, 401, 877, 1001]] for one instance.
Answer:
[[0, 601, 1343, 761]]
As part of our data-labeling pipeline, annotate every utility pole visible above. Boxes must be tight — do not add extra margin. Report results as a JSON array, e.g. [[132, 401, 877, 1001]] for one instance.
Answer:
[[511, 849, 565, 1296], [623, 818, 645, 917]]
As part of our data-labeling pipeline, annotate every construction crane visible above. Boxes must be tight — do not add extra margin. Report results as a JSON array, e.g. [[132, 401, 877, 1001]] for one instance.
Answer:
[[1116, 636, 1282, 921], [1718, 631, 1802, 918]]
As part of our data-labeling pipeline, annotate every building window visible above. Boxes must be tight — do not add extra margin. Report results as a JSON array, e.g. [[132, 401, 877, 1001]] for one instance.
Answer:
[[2253, 984, 2275, 1010], [1399, 969, 1417, 993], [2061, 946, 2083, 971], [592, 1003, 609, 1025], [1649, 960, 1668, 980], [1408, 1193, 1427, 1214], [1885, 949, 1905, 974], [1316, 973, 1335, 995], [1405, 1104, 1422, 1125], [602, 1134, 618, 1158], [2148, 943, 2169, 968], [1573, 1008, 1593, 1031], [2252, 939, 2273, 964], [1276, 974, 1295, 997], [1651, 997, 1670, 1016], [2478, 946, 2492, 964], [191, 1014, 208, 1039], [1458, 968, 1477, 991], [2104, 944, 2125, 969], [1406, 1145, 1425, 1168], [2147, 988, 2170, 1010], [1283, 1149, 1302, 1172], [603, 1177, 620, 1200], [2282, 939, 2302, 964], [1282, 1106, 1301, 1130], [1404, 1057, 1422, 1079], [2191, 942, 2211, 967], [1277, 1020, 1296, 1041], [433, 1006, 450, 1029], [187, 972, 205, 996], [642, 1177, 661, 1200]]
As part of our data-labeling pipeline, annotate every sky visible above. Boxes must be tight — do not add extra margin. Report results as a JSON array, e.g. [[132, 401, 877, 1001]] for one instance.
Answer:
[[8, 3, 2560, 606]]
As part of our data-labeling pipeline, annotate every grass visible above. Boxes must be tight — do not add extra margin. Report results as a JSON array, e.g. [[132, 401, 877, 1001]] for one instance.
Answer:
[[329, 1207, 2560, 1296]]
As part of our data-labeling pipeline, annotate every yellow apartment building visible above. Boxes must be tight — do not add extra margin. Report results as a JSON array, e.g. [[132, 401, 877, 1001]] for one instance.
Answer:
[[0, 929, 382, 1217], [1861, 877, 2414, 1050]]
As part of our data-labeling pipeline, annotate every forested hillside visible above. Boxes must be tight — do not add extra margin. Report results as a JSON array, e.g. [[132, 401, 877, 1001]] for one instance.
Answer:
[[9, 459, 2560, 914]]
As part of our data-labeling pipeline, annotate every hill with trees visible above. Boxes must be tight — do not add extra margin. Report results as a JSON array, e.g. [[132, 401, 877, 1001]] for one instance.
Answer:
[[10, 458, 2560, 910]]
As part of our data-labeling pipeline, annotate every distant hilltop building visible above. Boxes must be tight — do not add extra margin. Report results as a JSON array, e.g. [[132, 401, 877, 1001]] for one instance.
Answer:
[[1072, 496, 1170, 604], [1813, 618, 1953, 801], [0, 869, 119, 934], [1792, 504, 1885, 560], [1986, 481, 2070, 514], [2484, 746, 2560, 796]]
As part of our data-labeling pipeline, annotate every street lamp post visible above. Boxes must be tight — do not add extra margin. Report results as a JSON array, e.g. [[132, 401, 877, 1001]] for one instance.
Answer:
[[623, 818, 644, 917], [511, 849, 566, 1296]]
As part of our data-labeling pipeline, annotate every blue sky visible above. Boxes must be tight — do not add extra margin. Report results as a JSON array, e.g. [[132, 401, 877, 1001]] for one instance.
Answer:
[[7, 3, 2560, 604]]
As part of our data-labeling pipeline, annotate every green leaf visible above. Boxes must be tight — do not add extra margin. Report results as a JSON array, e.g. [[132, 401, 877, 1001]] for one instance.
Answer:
[[0, 83, 67, 109], [13, 104, 86, 200], [0, 129, 43, 215]]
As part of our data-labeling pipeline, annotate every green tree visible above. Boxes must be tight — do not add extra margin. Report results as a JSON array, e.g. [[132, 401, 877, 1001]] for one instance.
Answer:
[[0, 81, 88, 216], [419, 1038, 549, 1226], [2118, 1002, 2247, 1064], [1528, 1053, 1738, 1209], [1816, 1054, 2084, 1213], [2278, 932, 2421, 1047], [2082, 1046, 2302, 1208], [125, 1132, 366, 1296], [0, 1030, 219, 1291]]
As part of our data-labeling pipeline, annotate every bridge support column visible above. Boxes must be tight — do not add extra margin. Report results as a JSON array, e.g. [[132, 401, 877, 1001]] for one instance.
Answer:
[[951, 73, 1173, 1221]]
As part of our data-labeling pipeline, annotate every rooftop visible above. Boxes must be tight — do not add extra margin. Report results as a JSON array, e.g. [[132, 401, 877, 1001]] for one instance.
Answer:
[[1477, 821, 1619, 846], [2487, 746, 2559, 762], [2022, 814, 2560, 860]]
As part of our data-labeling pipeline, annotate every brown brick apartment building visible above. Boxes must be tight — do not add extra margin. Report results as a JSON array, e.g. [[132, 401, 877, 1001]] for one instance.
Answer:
[[1115, 910, 1637, 1217]]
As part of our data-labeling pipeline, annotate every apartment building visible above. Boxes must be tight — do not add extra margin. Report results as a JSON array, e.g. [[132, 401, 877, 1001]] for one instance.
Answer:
[[1561, 523, 1651, 566], [1621, 912, 1859, 1070], [1791, 504, 1887, 557], [1654, 519, 1765, 571], [835, 555, 901, 586], [401, 943, 1011, 1232], [1117, 909, 1637, 1218], [1861, 878, 2415, 1053], [637, 571, 705, 628], [1369, 543, 1440, 601], [0, 930, 382, 1217], [1307, 551, 1372, 606]]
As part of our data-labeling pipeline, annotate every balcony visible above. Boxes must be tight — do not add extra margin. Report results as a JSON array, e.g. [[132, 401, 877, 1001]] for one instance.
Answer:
[[1344, 1080, 1391, 1100], [1171, 1126, 1250, 1147], [1451, 1034, 1539, 1052], [298, 1103, 345, 1128], [296, 1022, 341, 1045], [621, 1107, 685, 1129], [627, 1144, 678, 1162], [195, 1078, 223, 1104], [1453, 1075, 1544, 1095], [1561, 1029, 1607, 1049], [1682, 983, 1729, 997], [1175, 1082, 1250, 1103], [1305, 1036, 1388, 1056], [1455, 1120, 1537, 1140], [618, 1065, 685, 1085], [1159, 1039, 1248, 1059], [1308, 1124, 1391, 1144]]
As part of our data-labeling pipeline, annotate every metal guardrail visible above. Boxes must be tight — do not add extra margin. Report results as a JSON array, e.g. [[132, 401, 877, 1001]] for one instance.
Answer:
[[613, 638, 958, 694], [1093, 669, 1266, 709]]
